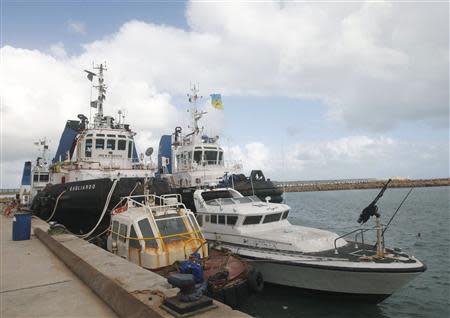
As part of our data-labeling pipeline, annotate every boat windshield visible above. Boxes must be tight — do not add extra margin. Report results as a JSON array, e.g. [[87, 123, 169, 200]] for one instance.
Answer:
[[206, 196, 261, 206], [155, 216, 189, 243]]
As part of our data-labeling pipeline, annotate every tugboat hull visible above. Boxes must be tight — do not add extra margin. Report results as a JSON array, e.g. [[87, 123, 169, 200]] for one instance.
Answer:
[[31, 177, 144, 235]]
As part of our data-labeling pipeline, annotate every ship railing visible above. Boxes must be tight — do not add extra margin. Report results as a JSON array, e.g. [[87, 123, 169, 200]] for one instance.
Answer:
[[333, 225, 386, 255], [113, 194, 188, 214]]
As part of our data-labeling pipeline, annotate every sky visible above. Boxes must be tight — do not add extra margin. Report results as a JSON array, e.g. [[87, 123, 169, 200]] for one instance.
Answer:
[[1, 0, 449, 188]]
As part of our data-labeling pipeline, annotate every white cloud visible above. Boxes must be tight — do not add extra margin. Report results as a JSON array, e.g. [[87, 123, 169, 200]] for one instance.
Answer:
[[225, 136, 448, 181], [49, 42, 68, 59], [1, 1, 448, 186], [67, 20, 86, 35]]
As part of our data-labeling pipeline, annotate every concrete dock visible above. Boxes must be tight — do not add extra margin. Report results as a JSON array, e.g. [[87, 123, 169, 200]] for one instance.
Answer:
[[0, 214, 250, 318]]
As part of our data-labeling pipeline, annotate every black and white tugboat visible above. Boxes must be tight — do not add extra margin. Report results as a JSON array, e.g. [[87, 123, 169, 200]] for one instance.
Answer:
[[192, 181, 426, 303], [151, 85, 282, 210], [31, 64, 155, 237]]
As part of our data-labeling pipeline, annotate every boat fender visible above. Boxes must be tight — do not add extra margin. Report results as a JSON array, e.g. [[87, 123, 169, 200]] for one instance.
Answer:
[[248, 269, 264, 293]]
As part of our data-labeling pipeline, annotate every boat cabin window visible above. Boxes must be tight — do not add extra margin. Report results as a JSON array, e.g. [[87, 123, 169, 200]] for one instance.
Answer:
[[211, 215, 217, 223], [128, 141, 133, 158], [138, 219, 157, 248], [85, 139, 92, 157], [118, 135, 127, 138], [96, 139, 104, 149], [107, 134, 116, 137], [218, 151, 224, 164], [118, 140, 126, 151], [196, 215, 203, 226], [193, 151, 202, 164], [119, 224, 127, 242], [282, 211, 289, 219], [96, 134, 105, 137], [218, 215, 225, 224], [243, 215, 262, 225], [129, 225, 141, 249], [86, 134, 93, 137], [156, 216, 187, 243], [112, 221, 119, 240], [204, 150, 217, 165], [263, 213, 282, 224], [205, 215, 210, 223], [107, 139, 116, 150], [227, 215, 238, 225]]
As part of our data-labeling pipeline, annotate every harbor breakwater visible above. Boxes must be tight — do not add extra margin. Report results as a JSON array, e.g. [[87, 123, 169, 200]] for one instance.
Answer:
[[277, 178, 450, 193]]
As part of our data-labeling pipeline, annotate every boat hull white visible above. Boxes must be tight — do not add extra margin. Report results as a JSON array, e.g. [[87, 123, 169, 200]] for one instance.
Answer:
[[247, 258, 425, 302]]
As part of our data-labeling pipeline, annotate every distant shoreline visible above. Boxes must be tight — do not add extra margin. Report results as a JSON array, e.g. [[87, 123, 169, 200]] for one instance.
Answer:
[[278, 178, 450, 193]]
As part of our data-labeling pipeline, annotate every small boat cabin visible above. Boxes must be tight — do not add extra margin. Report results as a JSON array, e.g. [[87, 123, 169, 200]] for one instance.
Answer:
[[107, 194, 208, 269]]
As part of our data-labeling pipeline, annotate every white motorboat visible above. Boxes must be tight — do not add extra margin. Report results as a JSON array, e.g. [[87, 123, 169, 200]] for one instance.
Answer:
[[192, 186, 426, 303]]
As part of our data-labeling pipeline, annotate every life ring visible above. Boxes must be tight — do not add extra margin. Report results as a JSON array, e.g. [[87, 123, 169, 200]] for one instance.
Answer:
[[112, 206, 127, 215], [248, 269, 264, 293]]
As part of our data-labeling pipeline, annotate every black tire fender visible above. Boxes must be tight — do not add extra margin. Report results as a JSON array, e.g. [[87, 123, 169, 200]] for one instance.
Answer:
[[248, 269, 264, 293]]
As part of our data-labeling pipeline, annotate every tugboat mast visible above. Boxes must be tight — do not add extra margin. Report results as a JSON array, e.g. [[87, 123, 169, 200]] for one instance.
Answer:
[[85, 63, 108, 128], [187, 84, 206, 136], [93, 63, 107, 127]]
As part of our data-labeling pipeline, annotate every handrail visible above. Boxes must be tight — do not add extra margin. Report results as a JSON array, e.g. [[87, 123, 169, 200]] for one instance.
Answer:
[[333, 225, 385, 255]]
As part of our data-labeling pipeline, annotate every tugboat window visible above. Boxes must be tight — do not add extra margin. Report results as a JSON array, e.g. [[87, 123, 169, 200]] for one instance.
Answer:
[[112, 221, 119, 240], [85, 139, 92, 157], [263, 213, 282, 223], [129, 225, 141, 249], [282, 211, 289, 219], [243, 215, 262, 225], [107, 139, 115, 150], [118, 140, 126, 150], [96, 139, 104, 149], [218, 215, 226, 224], [204, 151, 217, 165], [194, 151, 202, 164], [128, 141, 133, 158], [119, 224, 127, 243], [227, 215, 238, 225], [138, 219, 157, 248]]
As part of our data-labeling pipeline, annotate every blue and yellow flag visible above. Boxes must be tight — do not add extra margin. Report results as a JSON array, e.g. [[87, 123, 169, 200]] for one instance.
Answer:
[[210, 94, 223, 110]]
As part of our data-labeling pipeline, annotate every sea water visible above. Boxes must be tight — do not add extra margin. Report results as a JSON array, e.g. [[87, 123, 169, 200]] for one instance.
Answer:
[[239, 186, 449, 318]]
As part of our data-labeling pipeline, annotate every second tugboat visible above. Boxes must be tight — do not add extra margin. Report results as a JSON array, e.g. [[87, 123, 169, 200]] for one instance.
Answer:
[[31, 64, 155, 237], [151, 85, 282, 210]]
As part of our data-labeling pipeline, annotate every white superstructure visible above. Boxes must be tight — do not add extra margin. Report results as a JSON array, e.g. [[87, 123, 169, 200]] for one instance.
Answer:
[[49, 64, 155, 185]]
